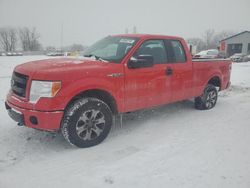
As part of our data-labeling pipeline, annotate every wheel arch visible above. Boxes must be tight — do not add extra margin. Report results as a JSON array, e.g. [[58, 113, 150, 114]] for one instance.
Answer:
[[207, 75, 221, 90], [65, 89, 118, 114]]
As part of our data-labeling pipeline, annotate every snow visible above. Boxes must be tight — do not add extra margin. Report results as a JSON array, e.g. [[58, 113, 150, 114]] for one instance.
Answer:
[[0, 56, 250, 188]]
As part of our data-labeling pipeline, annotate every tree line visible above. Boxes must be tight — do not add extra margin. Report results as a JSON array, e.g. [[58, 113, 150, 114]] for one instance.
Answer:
[[0, 27, 236, 53], [186, 29, 236, 52], [0, 27, 41, 52]]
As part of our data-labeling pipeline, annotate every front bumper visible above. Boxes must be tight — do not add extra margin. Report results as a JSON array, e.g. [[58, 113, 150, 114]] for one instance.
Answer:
[[5, 101, 64, 131]]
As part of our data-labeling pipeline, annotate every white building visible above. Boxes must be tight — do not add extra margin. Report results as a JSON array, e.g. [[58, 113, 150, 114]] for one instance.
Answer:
[[220, 31, 250, 57]]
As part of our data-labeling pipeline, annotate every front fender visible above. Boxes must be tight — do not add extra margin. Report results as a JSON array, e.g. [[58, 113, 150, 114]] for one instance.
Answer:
[[64, 77, 123, 109], [34, 76, 124, 112]]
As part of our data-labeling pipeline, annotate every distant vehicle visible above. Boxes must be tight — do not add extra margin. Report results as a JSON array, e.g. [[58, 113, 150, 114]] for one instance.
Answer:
[[6, 34, 232, 148], [193, 49, 221, 59], [64, 51, 80, 56], [242, 54, 250, 62], [46, 52, 54, 56], [230, 53, 245, 62], [47, 52, 64, 56], [217, 51, 227, 59], [0, 52, 6, 56], [5, 52, 23, 56]]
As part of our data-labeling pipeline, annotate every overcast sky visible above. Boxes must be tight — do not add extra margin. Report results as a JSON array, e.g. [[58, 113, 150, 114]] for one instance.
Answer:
[[0, 0, 249, 47]]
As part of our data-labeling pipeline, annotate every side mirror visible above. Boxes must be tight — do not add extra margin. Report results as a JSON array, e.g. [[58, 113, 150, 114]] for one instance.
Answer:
[[128, 55, 154, 69]]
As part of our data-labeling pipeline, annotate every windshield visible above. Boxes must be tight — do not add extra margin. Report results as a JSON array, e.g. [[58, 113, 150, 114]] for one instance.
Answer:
[[83, 36, 139, 63]]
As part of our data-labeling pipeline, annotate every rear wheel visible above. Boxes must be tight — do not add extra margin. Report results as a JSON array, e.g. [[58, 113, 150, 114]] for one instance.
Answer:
[[61, 98, 113, 148], [195, 84, 218, 110]]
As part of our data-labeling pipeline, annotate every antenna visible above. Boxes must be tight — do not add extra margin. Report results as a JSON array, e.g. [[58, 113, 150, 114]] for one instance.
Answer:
[[133, 26, 137, 34], [60, 23, 64, 53], [125, 28, 128, 34]]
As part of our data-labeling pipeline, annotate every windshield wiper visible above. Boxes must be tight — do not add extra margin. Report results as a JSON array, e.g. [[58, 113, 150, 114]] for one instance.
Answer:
[[83, 54, 108, 62]]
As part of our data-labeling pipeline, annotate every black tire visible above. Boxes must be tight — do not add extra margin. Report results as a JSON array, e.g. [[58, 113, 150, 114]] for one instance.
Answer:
[[194, 84, 218, 110], [61, 97, 113, 148]]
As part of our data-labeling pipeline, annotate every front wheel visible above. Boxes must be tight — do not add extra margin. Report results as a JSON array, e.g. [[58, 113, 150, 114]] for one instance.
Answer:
[[195, 84, 218, 110], [61, 98, 113, 148]]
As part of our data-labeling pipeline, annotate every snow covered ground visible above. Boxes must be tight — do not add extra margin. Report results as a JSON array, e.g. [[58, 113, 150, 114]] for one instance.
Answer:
[[0, 56, 250, 188]]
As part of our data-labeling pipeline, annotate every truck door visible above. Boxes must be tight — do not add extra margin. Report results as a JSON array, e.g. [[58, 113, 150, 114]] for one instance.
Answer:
[[164, 40, 193, 102], [124, 39, 171, 112]]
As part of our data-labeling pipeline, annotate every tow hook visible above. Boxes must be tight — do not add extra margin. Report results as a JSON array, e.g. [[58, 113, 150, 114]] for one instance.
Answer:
[[17, 122, 24, 126]]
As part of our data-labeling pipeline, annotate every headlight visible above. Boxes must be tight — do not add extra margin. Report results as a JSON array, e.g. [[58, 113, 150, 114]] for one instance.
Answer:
[[29, 80, 61, 103]]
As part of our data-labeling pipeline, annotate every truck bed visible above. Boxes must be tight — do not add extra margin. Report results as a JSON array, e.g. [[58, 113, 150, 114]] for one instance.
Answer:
[[192, 58, 231, 96]]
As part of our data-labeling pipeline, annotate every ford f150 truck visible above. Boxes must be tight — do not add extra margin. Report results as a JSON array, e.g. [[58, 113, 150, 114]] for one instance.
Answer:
[[5, 34, 232, 148]]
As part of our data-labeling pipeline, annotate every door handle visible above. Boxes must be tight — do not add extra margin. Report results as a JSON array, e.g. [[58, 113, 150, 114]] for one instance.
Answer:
[[166, 67, 173, 76]]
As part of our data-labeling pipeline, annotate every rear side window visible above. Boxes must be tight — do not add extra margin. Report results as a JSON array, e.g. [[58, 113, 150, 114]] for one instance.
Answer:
[[164, 40, 186, 63], [133, 40, 168, 64]]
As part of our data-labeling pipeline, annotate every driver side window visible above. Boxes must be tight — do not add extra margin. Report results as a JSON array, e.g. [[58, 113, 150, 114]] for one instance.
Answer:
[[133, 40, 168, 64]]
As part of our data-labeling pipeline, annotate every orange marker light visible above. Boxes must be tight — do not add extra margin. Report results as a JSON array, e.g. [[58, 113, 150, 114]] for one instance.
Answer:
[[51, 82, 61, 97]]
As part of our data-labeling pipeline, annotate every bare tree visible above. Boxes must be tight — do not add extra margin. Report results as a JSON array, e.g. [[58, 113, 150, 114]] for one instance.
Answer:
[[19, 27, 41, 51], [203, 29, 216, 49], [9, 28, 17, 51], [0, 27, 17, 52], [0, 28, 9, 51], [69, 44, 85, 51], [19, 27, 29, 51], [30, 27, 41, 50], [186, 38, 206, 52], [187, 29, 237, 53], [213, 30, 236, 46], [45, 46, 56, 52]]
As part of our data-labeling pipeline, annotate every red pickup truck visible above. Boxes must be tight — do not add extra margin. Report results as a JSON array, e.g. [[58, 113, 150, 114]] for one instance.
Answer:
[[5, 34, 232, 147]]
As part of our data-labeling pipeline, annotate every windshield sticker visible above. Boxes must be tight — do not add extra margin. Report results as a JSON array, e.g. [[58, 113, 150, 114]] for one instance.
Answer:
[[120, 39, 135, 44]]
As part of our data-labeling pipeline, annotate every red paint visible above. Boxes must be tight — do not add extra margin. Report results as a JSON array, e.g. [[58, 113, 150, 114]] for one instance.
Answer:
[[220, 41, 225, 51], [6, 99, 63, 131], [6, 34, 232, 131]]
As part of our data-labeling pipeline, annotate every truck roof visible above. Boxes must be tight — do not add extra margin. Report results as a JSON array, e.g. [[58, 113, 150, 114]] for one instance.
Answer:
[[112, 34, 184, 40]]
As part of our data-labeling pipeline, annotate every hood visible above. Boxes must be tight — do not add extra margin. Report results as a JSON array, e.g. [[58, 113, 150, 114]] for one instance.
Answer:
[[14, 57, 115, 80]]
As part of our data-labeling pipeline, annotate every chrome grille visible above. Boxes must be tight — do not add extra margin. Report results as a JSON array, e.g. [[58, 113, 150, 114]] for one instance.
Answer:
[[11, 72, 29, 98]]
